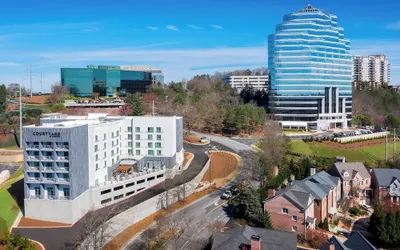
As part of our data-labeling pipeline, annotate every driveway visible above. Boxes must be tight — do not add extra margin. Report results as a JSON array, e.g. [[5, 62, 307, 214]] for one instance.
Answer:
[[13, 142, 231, 250], [351, 217, 373, 239]]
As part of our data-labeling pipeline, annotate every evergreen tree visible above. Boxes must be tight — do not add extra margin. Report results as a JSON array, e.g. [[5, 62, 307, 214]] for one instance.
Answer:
[[369, 204, 386, 241], [0, 84, 7, 114], [386, 212, 397, 244], [125, 94, 143, 116], [395, 211, 400, 244], [263, 211, 273, 229]]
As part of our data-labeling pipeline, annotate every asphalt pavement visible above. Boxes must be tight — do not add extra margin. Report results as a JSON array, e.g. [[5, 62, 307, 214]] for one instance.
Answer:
[[12, 142, 227, 250]]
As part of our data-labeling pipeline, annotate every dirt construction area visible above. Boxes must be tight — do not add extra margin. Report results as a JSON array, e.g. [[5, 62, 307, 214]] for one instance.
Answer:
[[323, 137, 399, 149], [202, 151, 241, 188]]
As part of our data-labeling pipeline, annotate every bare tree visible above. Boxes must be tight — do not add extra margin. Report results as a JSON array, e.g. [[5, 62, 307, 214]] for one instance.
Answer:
[[141, 228, 157, 250], [92, 92, 100, 100], [119, 104, 134, 116], [50, 84, 70, 104]]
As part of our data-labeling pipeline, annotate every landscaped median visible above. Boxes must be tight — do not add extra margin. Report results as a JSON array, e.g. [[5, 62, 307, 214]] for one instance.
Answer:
[[183, 134, 210, 145], [103, 150, 241, 250]]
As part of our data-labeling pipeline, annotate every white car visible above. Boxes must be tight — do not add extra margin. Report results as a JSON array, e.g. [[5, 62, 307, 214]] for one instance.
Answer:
[[221, 191, 232, 200]]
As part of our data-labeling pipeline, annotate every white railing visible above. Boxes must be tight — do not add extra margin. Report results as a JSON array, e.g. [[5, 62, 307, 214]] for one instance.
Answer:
[[41, 177, 55, 182], [28, 145, 39, 149], [41, 166, 54, 171], [27, 156, 40, 160], [28, 177, 40, 182], [29, 195, 41, 199], [59, 196, 70, 200], [41, 146, 53, 150], [56, 145, 69, 150], [57, 178, 70, 183], [57, 156, 69, 161], [42, 156, 53, 160], [57, 167, 70, 172], [28, 167, 39, 171]]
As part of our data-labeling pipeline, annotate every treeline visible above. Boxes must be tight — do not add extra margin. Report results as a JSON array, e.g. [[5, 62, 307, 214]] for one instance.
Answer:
[[149, 75, 266, 134], [353, 87, 400, 128]]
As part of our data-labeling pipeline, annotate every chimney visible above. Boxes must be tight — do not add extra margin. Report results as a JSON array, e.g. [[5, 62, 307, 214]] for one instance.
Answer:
[[329, 241, 335, 250], [250, 235, 261, 250], [310, 166, 316, 176], [273, 166, 279, 177], [268, 187, 276, 198], [336, 156, 345, 163]]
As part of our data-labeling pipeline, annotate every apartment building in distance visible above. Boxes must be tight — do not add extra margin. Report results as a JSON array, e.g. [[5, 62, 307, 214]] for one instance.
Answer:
[[222, 75, 269, 93], [264, 169, 341, 235], [268, 5, 352, 131], [23, 113, 184, 224], [353, 54, 390, 89]]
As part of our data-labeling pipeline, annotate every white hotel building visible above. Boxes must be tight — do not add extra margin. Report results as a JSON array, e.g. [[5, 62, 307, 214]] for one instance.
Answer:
[[222, 75, 269, 93], [353, 54, 390, 89], [23, 113, 184, 224]]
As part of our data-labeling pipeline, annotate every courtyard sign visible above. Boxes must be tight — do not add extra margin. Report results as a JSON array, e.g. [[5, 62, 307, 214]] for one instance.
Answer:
[[33, 132, 61, 138]]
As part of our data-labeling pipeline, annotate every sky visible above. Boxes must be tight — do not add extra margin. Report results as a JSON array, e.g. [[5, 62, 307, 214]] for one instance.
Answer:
[[0, 0, 399, 92]]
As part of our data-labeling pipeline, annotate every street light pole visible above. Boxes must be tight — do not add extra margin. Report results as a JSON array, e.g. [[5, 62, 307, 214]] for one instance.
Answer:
[[19, 84, 23, 149]]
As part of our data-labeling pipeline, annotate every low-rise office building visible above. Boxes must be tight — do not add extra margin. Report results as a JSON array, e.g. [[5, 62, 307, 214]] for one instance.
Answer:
[[23, 113, 184, 224], [222, 75, 269, 93]]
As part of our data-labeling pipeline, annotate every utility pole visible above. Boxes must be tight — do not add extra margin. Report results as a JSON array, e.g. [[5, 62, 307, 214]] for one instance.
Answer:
[[394, 128, 397, 161], [40, 72, 43, 94], [29, 64, 32, 98], [386, 127, 388, 161], [19, 84, 23, 149], [152, 100, 156, 116]]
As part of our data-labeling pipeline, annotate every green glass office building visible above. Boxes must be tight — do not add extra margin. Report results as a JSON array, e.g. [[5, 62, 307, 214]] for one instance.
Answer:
[[61, 65, 153, 97]]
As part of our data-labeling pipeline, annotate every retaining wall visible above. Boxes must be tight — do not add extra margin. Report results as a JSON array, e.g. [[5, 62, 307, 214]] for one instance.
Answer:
[[336, 132, 389, 143]]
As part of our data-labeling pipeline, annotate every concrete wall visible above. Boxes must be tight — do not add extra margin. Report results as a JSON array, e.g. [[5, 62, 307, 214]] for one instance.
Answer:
[[0, 153, 23, 163], [336, 132, 389, 143], [0, 170, 10, 185]]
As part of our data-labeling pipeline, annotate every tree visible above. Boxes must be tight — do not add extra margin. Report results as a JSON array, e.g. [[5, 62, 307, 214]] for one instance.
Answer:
[[50, 84, 70, 104], [306, 230, 328, 248], [119, 104, 134, 116], [369, 204, 386, 242], [92, 92, 100, 100], [386, 211, 397, 244], [125, 94, 143, 116], [0, 84, 7, 113]]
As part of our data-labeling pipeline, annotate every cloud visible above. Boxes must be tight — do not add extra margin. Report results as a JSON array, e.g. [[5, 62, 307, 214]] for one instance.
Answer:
[[210, 24, 223, 29], [166, 25, 179, 31], [0, 62, 21, 67], [147, 26, 158, 31], [386, 21, 400, 30], [187, 25, 202, 30]]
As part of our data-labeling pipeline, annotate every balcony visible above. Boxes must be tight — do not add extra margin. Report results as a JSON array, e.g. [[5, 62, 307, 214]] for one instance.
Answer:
[[27, 166, 40, 172], [27, 145, 40, 150], [46, 195, 57, 200], [41, 146, 54, 150], [27, 156, 40, 161], [41, 166, 55, 172], [56, 146, 69, 151], [57, 178, 70, 184], [56, 167, 69, 172], [29, 195, 41, 199], [27, 177, 41, 183], [59, 196, 70, 200], [41, 156, 53, 161], [56, 156, 69, 161], [41, 177, 56, 183]]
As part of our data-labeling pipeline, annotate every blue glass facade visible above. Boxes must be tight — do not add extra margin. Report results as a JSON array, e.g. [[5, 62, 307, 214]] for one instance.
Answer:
[[61, 66, 152, 97], [268, 5, 352, 130]]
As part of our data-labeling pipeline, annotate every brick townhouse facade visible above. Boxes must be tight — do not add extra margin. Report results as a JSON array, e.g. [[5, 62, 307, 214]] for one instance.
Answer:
[[371, 168, 400, 203], [264, 170, 341, 235]]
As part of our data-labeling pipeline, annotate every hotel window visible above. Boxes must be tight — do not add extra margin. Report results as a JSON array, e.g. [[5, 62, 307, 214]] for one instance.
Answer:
[[156, 127, 161, 133], [292, 226, 297, 232], [128, 149, 133, 155], [104, 161, 107, 168], [117, 139, 119, 145], [136, 150, 140, 155], [116, 131, 119, 136], [128, 134, 132, 140], [155, 142, 161, 148], [135, 127, 140, 132], [103, 134, 106, 140], [282, 208, 288, 214], [95, 135, 98, 142], [47, 187, 54, 197], [112, 132, 114, 138], [148, 150, 155, 156], [157, 135, 162, 140], [128, 126, 132, 132], [35, 187, 40, 197], [104, 152, 106, 158], [128, 142, 132, 148], [148, 142, 153, 148], [136, 135, 140, 140], [157, 150, 162, 156], [148, 134, 153, 140], [111, 150, 114, 156], [96, 164, 99, 170], [95, 145, 98, 152], [148, 127, 154, 133], [292, 215, 297, 221], [136, 142, 140, 148], [96, 154, 99, 161], [104, 142, 106, 149], [112, 159, 114, 165]]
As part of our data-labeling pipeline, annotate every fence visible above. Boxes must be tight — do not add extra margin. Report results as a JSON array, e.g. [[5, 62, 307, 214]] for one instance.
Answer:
[[335, 132, 389, 143]]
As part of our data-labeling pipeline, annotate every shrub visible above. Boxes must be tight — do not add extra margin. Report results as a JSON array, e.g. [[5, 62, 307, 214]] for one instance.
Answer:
[[297, 234, 306, 243], [349, 207, 359, 216], [50, 103, 66, 112], [24, 108, 42, 118], [333, 218, 339, 226], [306, 230, 329, 248], [318, 218, 329, 230]]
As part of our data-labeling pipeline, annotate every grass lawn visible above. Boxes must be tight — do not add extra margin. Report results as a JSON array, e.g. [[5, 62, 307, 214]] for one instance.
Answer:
[[0, 167, 24, 234], [290, 140, 400, 162], [24, 104, 51, 113]]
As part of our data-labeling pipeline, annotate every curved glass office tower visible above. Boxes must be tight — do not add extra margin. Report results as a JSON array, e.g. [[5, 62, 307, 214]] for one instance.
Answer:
[[268, 5, 352, 130]]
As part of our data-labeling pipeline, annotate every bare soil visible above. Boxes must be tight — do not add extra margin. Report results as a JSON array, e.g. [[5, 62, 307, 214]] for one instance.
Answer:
[[19, 95, 50, 104], [322, 137, 399, 149], [17, 217, 71, 227], [0, 151, 21, 156], [183, 152, 194, 168], [202, 151, 241, 188]]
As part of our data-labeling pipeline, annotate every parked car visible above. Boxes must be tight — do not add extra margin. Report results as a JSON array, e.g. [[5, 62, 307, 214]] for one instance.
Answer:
[[229, 185, 238, 195], [200, 137, 208, 143], [221, 190, 232, 200]]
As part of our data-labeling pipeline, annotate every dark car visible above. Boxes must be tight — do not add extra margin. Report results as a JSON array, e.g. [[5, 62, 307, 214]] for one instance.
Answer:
[[229, 185, 238, 194]]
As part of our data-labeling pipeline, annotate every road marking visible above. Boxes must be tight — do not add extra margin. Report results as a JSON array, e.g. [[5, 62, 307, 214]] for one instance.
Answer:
[[208, 199, 230, 214], [214, 201, 219, 206]]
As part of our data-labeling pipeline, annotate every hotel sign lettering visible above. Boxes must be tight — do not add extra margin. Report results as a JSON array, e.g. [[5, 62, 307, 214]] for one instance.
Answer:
[[33, 132, 61, 138]]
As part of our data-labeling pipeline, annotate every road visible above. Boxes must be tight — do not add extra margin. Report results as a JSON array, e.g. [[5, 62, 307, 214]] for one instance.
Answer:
[[13, 142, 229, 250], [351, 217, 373, 239], [127, 134, 254, 250]]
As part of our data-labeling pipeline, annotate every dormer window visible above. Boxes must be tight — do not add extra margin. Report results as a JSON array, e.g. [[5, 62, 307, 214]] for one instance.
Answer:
[[342, 171, 349, 177]]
